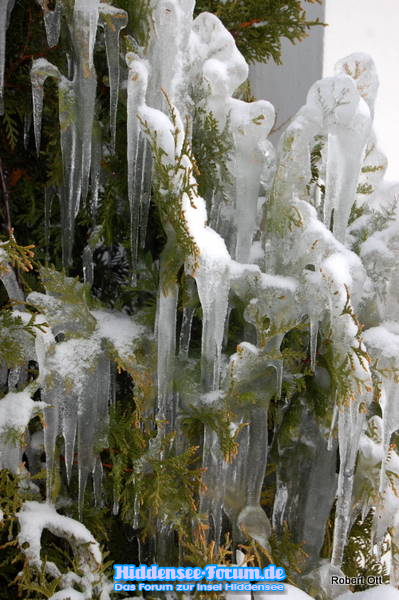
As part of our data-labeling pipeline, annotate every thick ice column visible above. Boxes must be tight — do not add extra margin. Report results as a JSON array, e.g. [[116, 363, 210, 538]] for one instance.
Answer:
[[193, 230, 230, 542], [193, 15, 251, 252], [147, 0, 194, 111], [228, 98, 275, 263], [77, 350, 110, 513], [273, 397, 337, 570], [156, 251, 178, 433], [71, 0, 99, 205], [223, 343, 273, 550]]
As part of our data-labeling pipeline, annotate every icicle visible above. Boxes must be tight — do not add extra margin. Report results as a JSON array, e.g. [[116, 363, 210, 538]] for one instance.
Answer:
[[229, 99, 275, 263], [92, 456, 104, 507], [201, 428, 224, 543], [139, 137, 153, 249], [43, 389, 61, 500], [309, 315, 319, 373], [112, 499, 119, 516], [179, 306, 195, 359], [61, 389, 78, 484], [272, 395, 338, 571], [7, 365, 27, 390], [0, 0, 15, 115], [236, 404, 271, 550], [156, 278, 178, 432], [170, 110, 232, 539], [83, 246, 94, 286], [190, 228, 231, 393], [331, 354, 372, 568], [90, 121, 102, 218], [328, 402, 338, 451], [33, 324, 59, 499], [307, 75, 371, 242], [77, 350, 110, 513], [126, 55, 147, 280], [23, 111, 31, 150], [363, 325, 399, 524], [43, 5, 61, 48], [31, 59, 61, 156], [36, 0, 62, 47], [331, 406, 359, 567], [379, 379, 399, 495], [58, 78, 79, 267], [179, 276, 197, 359], [69, 0, 99, 208], [44, 186, 54, 264], [99, 4, 127, 151], [270, 359, 283, 399], [146, 0, 186, 109], [223, 344, 273, 550], [132, 490, 140, 529]]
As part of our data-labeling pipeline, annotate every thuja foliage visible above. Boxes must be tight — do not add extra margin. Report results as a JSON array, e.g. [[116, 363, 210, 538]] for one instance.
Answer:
[[342, 511, 389, 591], [194, 0, 325, 63]]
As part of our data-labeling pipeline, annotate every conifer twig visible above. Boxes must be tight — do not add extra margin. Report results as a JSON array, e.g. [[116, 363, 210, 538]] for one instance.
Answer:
[[0, 156, 12, 235]]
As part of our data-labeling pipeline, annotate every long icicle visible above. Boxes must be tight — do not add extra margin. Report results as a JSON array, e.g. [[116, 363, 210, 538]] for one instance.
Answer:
[[99, 4, 127, 151]]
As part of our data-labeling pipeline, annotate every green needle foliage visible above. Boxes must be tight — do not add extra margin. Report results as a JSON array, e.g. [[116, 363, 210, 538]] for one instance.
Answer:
[[194, 0, 325, 64]]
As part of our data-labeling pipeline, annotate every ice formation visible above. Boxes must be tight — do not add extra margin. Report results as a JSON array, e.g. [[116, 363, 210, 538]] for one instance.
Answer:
[[25, 274, 147, 513], [0, 2, 391, 597], [17, 501, 113, 599], [30, 0, 128, 267]]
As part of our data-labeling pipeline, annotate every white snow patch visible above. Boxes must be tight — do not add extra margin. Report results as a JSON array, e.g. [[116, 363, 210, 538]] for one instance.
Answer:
[[92, 309, 145, 360], [0, 390, 46, 437]]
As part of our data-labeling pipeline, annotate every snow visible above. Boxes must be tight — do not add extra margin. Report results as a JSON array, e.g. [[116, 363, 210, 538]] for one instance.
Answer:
[[254, 583, 314, 599], [0, 390, 46, 437], [364, 323, 399, 359], [17, 501, 102, 565], [17, 501, 106, 597], [339, 585, 399, 600], [92, 309, 145, 362]]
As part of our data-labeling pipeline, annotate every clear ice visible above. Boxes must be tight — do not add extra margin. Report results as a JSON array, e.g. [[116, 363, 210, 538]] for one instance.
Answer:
[[16, 0, 399, 592]]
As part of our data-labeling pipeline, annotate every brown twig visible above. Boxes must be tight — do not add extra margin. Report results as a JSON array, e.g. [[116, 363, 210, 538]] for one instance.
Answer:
[[0, 157, 12, 235]]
